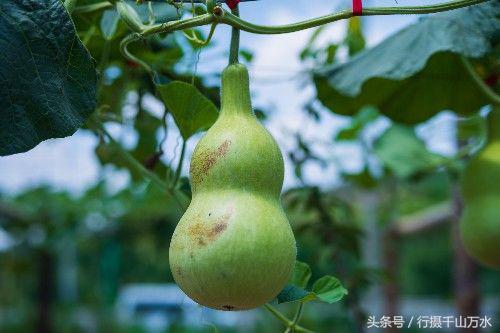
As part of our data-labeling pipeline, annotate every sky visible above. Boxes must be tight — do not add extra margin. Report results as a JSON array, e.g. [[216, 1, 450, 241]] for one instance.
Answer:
[[0, 0, 456, 196]]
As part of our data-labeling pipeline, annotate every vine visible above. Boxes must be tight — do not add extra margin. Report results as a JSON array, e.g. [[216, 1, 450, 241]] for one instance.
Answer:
[[109, 0, 490, 68]]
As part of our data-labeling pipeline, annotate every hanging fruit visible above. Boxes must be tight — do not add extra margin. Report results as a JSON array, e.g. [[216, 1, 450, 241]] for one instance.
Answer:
[[169, 64, 297, 310], [460, 106, 500, 269]]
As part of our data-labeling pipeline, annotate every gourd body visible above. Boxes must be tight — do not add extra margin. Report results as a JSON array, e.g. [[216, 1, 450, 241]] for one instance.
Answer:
[[460, 107, 500, 269], [461, 142, 500, 202], [460, 196, 500, 268], [169, 64, 296, 310]]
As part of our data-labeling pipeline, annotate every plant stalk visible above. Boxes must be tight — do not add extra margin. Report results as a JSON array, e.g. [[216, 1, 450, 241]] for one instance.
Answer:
[[229, 6, 241, 65], [219, 0, 488, 34], [289, 302, 305, 332], [88, 118, 187, 210], [118, 0, 490, 64], [263, 304, 316, 333], [172, 139, 187, 188]]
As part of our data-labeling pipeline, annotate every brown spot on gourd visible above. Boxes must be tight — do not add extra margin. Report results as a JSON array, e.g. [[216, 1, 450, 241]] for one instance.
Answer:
[[187, 211, 232, 247], [192, 140, 231, 184], [211, 222, 227, 236], [222, 305, 235, 311]]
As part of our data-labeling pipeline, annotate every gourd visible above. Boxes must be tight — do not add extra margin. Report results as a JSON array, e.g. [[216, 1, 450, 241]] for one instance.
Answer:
[[460, 106, 500, 269], [169, 64, 297, 310]]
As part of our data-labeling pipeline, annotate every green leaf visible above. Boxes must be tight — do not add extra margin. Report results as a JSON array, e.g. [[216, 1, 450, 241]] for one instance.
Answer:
[[290, 261, 312, 288], [311, 276, 348, 304], [277, 264, 348, 305], [373, 125, 448, 178], [335, 106, 379, 141], [157, 81, 218, 140], [315, 2, 499, 124], [342, 167, 378, 189], [457, 114, 487, 142], [276, 284, 315, 304], [239, 49, 254, 63], [0, 0, 97, 156]]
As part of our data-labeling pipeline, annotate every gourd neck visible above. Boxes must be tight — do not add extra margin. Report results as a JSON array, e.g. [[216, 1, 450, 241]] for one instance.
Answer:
[[487, 106, 500, 142], [220, 64, 253, 118]]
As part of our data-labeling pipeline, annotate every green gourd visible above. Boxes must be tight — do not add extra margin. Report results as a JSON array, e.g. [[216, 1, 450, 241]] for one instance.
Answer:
[[169, 64, 296, 310], [460, 106, 500, 269], [460, 195, 500, 268], [461, 108, 500, 202]]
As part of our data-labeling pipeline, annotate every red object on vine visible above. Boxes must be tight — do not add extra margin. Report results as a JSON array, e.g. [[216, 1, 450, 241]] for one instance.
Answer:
[[226, 0, 241, 9], [353, 0, 363, 16]]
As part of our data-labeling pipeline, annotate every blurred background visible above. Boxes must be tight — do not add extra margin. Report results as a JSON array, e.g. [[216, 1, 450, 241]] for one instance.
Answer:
[[1, 0, 499, 332]]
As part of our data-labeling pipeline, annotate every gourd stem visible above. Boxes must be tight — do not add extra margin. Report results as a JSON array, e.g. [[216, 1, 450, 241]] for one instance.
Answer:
[[229, 6, 241, 65]]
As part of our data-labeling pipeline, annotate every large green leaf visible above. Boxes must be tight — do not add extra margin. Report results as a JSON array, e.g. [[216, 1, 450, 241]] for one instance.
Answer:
[[0, 0, 97, 156], [315, 2, 499, 124], [374, 125, 448, 178], [157, 81, 218, 140]]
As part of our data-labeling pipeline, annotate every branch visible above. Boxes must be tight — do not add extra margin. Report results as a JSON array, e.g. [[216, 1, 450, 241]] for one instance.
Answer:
[[75, 0, 490, 29], [218, 0, 489, 35], [392, 202, 452, 236], [0, 202, 32, 224], [87, 118, 189, 211]]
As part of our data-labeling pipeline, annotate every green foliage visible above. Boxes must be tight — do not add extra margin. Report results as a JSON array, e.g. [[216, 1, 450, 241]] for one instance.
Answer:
[[0, 0, 97, 156], [157, 81, 219, 140], [314, 2, 499, 124], [374, 125, 448, 178], [335, 106, 379, 141], [311, 276, 348, 304], [300, 17, 365, 66], [276, 262, 348, 304], [289, 261, 312, 289]]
